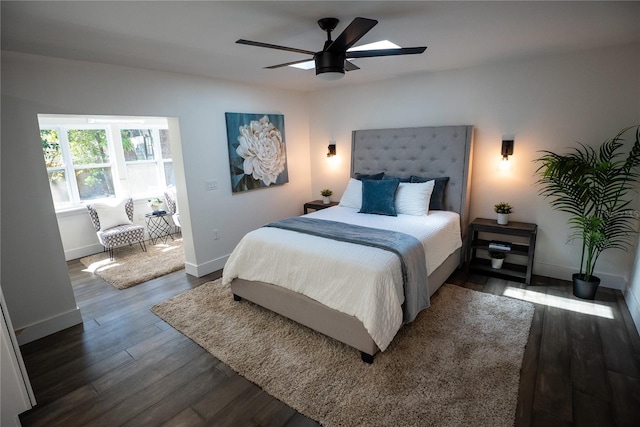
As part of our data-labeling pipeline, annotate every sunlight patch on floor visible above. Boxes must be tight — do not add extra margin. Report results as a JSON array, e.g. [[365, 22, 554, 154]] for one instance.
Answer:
[[503, 287, 614, 319], [82, 259, 121, 273]]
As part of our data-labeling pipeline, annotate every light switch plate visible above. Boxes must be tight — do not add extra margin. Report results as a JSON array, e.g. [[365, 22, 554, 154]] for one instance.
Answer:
[[205, 179, 219, 191]]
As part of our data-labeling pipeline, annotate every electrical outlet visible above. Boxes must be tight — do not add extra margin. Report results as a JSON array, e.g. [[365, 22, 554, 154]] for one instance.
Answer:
[[213, 229, 220, 240]]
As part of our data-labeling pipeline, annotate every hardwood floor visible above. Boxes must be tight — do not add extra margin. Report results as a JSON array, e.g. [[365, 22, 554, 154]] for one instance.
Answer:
[[18, 261, 640, 426]]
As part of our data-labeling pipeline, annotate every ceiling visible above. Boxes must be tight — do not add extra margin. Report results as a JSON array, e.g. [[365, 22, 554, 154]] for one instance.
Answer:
[[2, 1, 639, 92]]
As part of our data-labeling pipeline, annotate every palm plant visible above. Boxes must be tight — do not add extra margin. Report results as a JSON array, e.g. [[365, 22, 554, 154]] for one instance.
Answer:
[[534, 126, 640, 282]]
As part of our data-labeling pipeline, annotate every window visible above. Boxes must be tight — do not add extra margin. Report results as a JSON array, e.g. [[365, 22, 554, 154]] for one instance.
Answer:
[[38, 115, 173, 211]]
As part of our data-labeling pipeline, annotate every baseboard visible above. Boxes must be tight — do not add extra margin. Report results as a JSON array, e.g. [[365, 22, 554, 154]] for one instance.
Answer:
[[184, 254, 229, 278], [16, 307, 83, 345], [623, 287, 640, 335], [65, 243, 103, 261], [534, 261, 626, 291]]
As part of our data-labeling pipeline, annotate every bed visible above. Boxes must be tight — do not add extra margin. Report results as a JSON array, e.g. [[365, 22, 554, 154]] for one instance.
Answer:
[[223, 125, 474, 363]]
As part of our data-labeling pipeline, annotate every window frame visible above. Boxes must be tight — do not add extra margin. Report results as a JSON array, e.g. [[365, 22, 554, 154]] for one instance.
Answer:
[[38, 115, 172, 212]]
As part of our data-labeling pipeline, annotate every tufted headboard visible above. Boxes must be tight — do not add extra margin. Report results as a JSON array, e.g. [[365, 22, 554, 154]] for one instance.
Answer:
[[351, 125, 474, 235]]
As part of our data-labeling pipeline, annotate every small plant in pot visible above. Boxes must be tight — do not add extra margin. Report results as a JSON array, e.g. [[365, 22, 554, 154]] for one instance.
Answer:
[[494, 202, 513, 225], [147, 197, 164, 212], [489, 250, 506, 269], [320, 188, 333, 204], [534, 125, 640, 300]]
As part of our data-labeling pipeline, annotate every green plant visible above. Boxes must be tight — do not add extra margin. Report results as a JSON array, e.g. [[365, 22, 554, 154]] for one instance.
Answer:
[[494, 202, 513, 214], [320, 188, 333, 197], [147, 197, 163, 205], [534, 125, 640, 281], [489, 250, 506, 259]]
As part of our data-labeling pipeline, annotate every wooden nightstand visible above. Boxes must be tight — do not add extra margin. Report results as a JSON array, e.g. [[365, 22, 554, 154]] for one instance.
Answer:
[[304, 200, 339, 214], [465, 217, 538, 285]]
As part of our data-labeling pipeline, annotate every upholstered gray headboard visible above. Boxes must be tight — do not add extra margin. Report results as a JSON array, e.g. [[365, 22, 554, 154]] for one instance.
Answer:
[[351, 125, 474, 235]]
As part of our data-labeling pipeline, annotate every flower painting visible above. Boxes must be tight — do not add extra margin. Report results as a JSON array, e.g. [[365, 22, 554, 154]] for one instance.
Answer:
[[225, 113, 289, 193]]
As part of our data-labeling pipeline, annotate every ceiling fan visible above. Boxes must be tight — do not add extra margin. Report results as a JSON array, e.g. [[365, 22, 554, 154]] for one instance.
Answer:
[[236, 17, 427, 80]]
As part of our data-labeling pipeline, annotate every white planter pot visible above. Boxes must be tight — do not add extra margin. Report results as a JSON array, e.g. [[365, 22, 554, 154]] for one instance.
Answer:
[[491, 258, 504, 269], [322, 196, 330, 204], [149, 203, 165, 212], [497, 213, 509, 225]]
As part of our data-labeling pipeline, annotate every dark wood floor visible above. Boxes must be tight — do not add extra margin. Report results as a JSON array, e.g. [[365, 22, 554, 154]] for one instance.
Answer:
[[18, 259, 640, 426]]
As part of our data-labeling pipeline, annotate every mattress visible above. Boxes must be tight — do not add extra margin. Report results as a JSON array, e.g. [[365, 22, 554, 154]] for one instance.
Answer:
[[222, 206, 462, 350]]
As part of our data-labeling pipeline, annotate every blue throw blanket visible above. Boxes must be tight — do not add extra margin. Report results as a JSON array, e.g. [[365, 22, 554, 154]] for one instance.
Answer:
[[264, 217, 430, 323]]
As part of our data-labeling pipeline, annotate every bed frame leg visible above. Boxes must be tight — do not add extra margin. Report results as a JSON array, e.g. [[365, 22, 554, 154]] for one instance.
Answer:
[[233, 294, 242, 302], [360, 352, 374, 364]]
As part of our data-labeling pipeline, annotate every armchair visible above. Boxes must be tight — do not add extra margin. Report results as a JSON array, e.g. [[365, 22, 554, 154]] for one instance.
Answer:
[[86, 198, 146, 260], [163, 189, 181, 233]]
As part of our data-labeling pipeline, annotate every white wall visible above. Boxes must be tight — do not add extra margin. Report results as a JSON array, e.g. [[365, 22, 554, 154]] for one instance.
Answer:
[[3, 43, 638, 344], [309, 43, 640, 291], [1, 51, 311, 342], [627, 234, 640, 333]]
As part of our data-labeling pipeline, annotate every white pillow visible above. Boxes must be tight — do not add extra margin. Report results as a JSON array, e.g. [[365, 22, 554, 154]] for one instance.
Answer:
[[395, 181, 435, 216], [94, 199, 133, 230], [339, 178, 363, 209]]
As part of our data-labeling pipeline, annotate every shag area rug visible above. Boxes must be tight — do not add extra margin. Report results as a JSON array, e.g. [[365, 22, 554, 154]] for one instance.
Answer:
[[80, 238, 184, 289], [152, 280, 535, 427]]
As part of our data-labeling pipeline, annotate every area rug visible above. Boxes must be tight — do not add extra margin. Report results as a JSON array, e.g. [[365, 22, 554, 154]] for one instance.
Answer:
[[152, 280, 535, 426], [80, 238, 184, 289]]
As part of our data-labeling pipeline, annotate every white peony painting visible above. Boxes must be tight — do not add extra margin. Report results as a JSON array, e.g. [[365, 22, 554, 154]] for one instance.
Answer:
[[225, 113, 289, 193]]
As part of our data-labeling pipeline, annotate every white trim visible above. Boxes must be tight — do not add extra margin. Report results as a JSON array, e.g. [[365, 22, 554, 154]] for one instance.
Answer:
[[534, 261, 626, 290], [623, 287, 640, 335], [1, 288, 36, 423], [16, 307, 83, 345], [184, 254, 229, 278], [65, 243, 104, 261]]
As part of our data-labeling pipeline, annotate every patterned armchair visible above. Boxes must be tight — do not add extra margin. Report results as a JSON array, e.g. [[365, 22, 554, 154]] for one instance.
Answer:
[[163, 189, 181, 232], [86, 198, 146, 260]]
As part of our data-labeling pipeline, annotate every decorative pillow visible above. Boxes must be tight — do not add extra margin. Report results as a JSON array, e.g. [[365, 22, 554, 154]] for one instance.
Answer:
[[359, 179, 400, 216], [339, 178, 363, 209], [395, 181, 435, 216], [354, 172, 384, 181], [94, 199, 133, 230], [382, 175, 411, 183], [409, 176, 450, 210]]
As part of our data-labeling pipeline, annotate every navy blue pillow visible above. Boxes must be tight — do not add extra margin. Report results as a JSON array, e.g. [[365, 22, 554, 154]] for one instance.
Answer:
[[359, 179, 400, 216], [354, 172, 384, 181], [409, 176, 450, 210], [382, 175, 411, 183]]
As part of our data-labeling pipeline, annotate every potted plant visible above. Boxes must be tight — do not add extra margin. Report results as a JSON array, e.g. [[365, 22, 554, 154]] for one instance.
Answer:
[[147, 197, 164, 212], [534, 125, 640, 299], [489, 250, 506, 269], [321, 188, 333, 204], [494, 202, 513, 225]]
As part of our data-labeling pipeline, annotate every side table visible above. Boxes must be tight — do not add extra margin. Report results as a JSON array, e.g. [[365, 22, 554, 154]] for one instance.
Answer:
[[145, 212, 174, 245], [466, 217, 537, 285], [304, 200, 339, 214]]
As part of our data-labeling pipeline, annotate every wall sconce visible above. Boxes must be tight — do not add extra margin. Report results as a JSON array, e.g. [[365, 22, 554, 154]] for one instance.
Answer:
[[327, 143, 336, 158], [499, 139, 514, 171], [501, 139, 514, 160]]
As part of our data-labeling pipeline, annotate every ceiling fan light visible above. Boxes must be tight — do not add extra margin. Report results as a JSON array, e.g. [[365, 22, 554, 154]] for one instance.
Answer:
[[317, 70, 345, 80], [315, 51, 345, 80]]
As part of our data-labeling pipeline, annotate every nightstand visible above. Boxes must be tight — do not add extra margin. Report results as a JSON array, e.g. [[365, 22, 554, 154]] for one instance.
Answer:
[[465, 217, 537, 285], [304, 200, 339, 214]]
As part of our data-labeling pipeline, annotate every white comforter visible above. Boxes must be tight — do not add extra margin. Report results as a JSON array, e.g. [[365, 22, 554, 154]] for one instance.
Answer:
[[222, 206, 461, 351]]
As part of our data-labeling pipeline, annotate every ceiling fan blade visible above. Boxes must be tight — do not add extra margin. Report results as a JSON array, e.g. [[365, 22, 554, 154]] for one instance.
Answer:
[[265, 58, 314, 69], [327, 17, 377, 52], [344, 60, 360, 71], [236, 39, 316, 56], [347, 46, 427, 58]]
